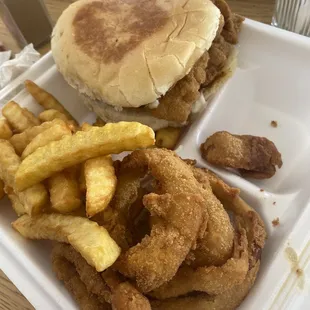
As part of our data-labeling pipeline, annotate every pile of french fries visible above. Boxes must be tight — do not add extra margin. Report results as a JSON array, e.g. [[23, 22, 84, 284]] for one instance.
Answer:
[[0, 81, 155, 272]]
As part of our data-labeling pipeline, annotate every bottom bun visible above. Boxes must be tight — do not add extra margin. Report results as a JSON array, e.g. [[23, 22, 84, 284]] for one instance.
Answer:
[[81, 96, 185, 131]]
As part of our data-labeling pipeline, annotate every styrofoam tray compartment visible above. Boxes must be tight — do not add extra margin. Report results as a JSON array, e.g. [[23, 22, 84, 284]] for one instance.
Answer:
[[1, 19, 310, 309]]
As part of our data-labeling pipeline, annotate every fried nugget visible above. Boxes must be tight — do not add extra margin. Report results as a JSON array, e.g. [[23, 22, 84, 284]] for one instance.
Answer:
[[201, 131, 283, 179]]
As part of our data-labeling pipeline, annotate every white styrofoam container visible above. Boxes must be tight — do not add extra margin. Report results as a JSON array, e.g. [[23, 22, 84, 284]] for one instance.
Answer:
[[1, 18, 310, 309]]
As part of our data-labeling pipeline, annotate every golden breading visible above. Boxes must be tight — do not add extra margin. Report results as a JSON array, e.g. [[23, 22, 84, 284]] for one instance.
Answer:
[[201, 131, 283, 179]]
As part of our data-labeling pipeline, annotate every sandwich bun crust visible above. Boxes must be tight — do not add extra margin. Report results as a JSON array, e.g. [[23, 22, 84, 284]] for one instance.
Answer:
[[52, 0, 221, 108]]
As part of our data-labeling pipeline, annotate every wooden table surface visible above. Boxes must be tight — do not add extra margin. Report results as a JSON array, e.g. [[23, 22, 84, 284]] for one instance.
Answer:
[[0, 0, 275, 309]]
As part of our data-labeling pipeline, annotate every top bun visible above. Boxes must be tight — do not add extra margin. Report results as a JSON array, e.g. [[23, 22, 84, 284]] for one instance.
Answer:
[[52, 0, 221, 108]]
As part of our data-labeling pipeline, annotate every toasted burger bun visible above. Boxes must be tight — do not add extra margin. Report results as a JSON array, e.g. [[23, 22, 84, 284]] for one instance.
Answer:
[[81, 49, 237, 131], [51, 0, 221, 109]]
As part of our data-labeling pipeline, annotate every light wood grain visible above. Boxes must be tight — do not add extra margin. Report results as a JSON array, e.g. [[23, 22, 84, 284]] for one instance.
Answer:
[[0, 1, 274, 309], [0, 270, 33, 310]]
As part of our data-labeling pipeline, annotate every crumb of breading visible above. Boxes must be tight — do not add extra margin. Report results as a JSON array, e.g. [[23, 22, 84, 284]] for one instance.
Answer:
[[260, 189, 264, 192], [296, 268, 303, 276], [272, 218, 280, 227], [273, 201, 276, 205], [271, 121, 278, 128]]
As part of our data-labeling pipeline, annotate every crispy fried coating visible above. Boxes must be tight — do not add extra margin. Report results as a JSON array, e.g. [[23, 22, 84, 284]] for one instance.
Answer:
[[188, 167, 234, 267], [213, 0, 245, 44], [51, 153, 266, 310], [203, 35, 232, 88], [115, 149, 207, 292], [102, 269, 151, 310], [151, 169, 265, 310], [203, 0, 244, 89], [52, 243, 151, 310], [52, 257, 110, 310], [151, 52, 210, 123], [201, 131, 283, 179], [204, 169, 267, 267], [110, 170, 145, 249], [151, 0, 244, 124], [93, 167, 150, 250], [117, 192, 204, 293], [151, 262, 260, 310], [52, 243, 111, 304], [149, 228, 248, 299], [111, 282, 151, 310]]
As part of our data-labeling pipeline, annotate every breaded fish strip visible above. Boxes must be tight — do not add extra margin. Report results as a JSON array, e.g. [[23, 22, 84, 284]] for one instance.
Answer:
[[149, 229, 248, 299], [115, 149, 206, 292]]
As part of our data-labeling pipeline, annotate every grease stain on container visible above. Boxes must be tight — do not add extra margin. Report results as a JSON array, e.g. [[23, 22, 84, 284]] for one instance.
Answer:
[[285, 247, 304, 290]]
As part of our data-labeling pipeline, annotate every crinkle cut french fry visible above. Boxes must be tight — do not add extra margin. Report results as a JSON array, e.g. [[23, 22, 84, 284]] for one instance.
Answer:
[[0, 139, 48, 215], [0, 140, 20, 186], [39, 109, 78, 132], [39, 109, 68, 122], [9, 119, 65, 155], [2, 101, 36, 132], [25, 80, 78, 125], [0, 119, 13, 139], [15, 122, 155, 191], [85, 155, 117, 217], [0, 179, 4, 200], [12, 213, 121, 272], [80, 123, 93, 131], [5, 187, 26, 216], [22, 108, 41, 126], [21, 122, 72, 159], [79, 164, 86, 194], [48, 168, 81, 213], [155, 127, 181, 150]]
